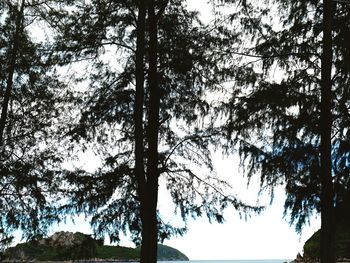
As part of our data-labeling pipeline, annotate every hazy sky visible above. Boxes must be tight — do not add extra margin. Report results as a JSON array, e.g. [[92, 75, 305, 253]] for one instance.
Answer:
[[163, 190, 320, 260]]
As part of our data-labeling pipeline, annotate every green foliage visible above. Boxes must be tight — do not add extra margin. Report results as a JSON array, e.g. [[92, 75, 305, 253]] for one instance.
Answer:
[[5, 243, 57, 261], [303, 230, 321, 259], [157, 244, 189, 261], [3, 232, 188, 261], [4, 232, 97, 261], [304, 224, 350, 260], [96, 245, 139, 260]]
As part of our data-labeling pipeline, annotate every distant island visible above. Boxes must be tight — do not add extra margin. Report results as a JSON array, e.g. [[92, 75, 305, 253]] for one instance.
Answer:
[[2, 231, 189, 262]]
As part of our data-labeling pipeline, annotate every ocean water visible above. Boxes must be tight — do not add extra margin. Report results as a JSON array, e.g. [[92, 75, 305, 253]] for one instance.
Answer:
[[88, 260, 291, 263], [159, 261, 291, 263]]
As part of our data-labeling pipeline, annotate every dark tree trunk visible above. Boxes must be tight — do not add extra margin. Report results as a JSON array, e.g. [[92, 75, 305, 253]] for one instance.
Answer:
[[0, 0, 25, 146], [140, 1, 160, 263], [135, 0, 146, 214], [135, 1, 160, 263], [320, 0, 335, 262], [133, 2, 149, 263]]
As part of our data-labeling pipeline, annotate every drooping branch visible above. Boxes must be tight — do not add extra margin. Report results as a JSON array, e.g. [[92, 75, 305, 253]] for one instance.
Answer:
[[162, 133, 219, 167]]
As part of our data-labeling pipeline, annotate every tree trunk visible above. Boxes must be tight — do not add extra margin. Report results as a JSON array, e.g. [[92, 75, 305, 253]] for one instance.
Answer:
[[135, 1, 161, 263], [135, 0, 146, 214], [320, 0, 335, 262], [133, 2, 150, 263], [0, 0, 25, 146], [140, 1, 160, 263]]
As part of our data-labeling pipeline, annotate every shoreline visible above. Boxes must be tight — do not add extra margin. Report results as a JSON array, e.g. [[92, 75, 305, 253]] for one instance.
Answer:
[[1, 260, 139, 263]]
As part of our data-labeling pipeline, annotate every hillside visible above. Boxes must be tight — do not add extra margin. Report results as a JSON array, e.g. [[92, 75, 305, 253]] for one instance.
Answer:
[[303, 224, 350, 260], [157, 244, 189, 261], [2, 231, 189, 261]]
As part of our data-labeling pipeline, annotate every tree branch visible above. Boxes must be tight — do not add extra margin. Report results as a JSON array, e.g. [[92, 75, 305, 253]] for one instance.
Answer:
[[156, 0, 169, 20]]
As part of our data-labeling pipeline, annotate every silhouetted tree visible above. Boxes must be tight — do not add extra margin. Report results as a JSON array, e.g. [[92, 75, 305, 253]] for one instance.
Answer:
[[0, 0, 69, 250], [53, 1, 260, 263], [219, 0, 350, 262], [320, 0, 335, 261]]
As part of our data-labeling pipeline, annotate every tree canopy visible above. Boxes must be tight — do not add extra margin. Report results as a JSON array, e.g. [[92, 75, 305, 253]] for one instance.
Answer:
[[0, 0, 70, 250], [1, 0, 349, 262], [218, 0, 349, 261], [219, 0, 349, 228], [51, 0, 258, 253]]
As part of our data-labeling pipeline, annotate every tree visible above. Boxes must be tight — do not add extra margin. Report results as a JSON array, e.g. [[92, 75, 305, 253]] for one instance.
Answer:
[[320, 0, 335, 261], [219, 0, 350, 261], [53, 1, 260, 263], [0, 0, 69, 250], [0, 0, 25, 145], [137, 1, 161, 262]]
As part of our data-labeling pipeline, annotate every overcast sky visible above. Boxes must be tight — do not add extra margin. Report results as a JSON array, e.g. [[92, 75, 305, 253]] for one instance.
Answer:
[[158, 2, 322, 259]]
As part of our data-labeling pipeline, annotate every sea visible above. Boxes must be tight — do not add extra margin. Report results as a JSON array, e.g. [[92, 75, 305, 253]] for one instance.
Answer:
[[161, 261, 292, 263], [159, 261, 292, 263], [169, 261, 291, 263], [81, 260, 291, 263]]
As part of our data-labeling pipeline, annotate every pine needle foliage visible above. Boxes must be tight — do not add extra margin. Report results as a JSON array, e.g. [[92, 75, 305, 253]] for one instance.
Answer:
[[0, 0, 71, 251], [219, 0, 350, 232], [53, 0, 261, 246]]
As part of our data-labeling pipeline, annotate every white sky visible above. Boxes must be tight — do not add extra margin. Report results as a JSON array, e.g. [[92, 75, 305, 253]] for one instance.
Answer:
[[49, 206, 320, 260], [47, 152, 320, 260], [162, 191, 320, 260], [158, 154, 321, 260]]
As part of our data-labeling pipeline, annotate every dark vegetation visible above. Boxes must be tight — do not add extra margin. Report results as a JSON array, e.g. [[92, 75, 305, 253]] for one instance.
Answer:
[[4, 232, 100, 261], [0, 0, 349, 263], [304, 224, 350, 260], [3, 232, 188, 261], [303, 206, 350, 260]]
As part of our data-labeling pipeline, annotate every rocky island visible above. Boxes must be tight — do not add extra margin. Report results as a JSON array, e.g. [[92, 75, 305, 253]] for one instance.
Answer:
[[1, 231, 189, 262]]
